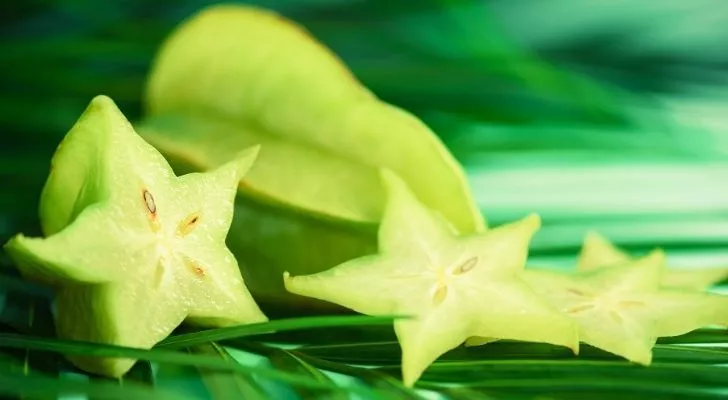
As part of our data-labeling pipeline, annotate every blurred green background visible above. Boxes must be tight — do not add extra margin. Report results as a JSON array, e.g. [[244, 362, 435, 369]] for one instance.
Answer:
[[3, 0, 728, 268], [3, 1, 728, 398]]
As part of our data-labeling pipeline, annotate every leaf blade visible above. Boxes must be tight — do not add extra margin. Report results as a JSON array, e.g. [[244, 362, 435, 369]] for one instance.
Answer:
[[0, 332, 335, 390], [238, 342, 347, 400], [0, 371, 196, 400], [193, 343, 269, 400], [158, 315, 402, 349]]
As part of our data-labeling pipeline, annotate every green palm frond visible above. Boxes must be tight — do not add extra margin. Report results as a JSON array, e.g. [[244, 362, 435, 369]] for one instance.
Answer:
[[3, 0, 728, 399]]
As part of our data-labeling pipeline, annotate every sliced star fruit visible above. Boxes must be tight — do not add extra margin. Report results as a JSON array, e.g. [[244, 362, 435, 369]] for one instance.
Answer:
[[284, 170, 577, 387], [3, 95, 267, 377], [135, 5, 486, 310], [521, 250, 728, 364], [578, 231, 728, 291]]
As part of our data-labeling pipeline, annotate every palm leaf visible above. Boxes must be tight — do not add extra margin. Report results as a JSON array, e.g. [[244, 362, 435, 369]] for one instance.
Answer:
[[157, 315, 403, 349], [290, 351, 421, 400], [191, 343, 269, 400], [0, 333, 337, 389], [3, 0, 728, 399], [0, 372, 197, 400], [239, 342, 349, 400]]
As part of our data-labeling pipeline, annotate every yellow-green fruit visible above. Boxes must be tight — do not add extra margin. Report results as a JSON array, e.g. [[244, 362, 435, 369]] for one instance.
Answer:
[[138, 5, 485, 313], [4, 96, 266, 376]]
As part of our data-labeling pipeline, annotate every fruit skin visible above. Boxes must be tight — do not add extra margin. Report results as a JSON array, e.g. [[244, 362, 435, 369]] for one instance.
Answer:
[[139, 5, 485, 314], [4, 95, 267, 377], [39, 96, 113, 238], [10, 95, 130, 285], [145, 5, 483, 232]]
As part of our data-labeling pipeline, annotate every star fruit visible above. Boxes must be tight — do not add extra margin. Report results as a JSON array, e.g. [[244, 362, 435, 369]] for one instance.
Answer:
[[522, 250, 728, 364], [578, 231, 728, 291], [283, 170, 578, 387], [138, 5, 487, 312], [3, 95, 267, 377]]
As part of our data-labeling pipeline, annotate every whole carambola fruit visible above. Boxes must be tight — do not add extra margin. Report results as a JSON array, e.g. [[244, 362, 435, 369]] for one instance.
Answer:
[[137, 5, 486, 314]]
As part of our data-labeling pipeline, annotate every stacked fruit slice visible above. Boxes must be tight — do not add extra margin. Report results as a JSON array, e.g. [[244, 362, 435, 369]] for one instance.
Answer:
[[285, 169, 728, 386]]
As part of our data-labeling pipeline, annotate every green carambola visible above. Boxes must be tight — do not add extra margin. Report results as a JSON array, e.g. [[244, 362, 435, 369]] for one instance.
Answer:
[[577, 231, 728, 291], [285, 170, 577, 387], [136, 5, 485, 312], [521, 252, 728, 364], [4, 95, 267, 377]]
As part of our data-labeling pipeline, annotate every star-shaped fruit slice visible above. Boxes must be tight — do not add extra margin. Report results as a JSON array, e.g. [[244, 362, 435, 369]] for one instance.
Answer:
[[523, 250, 728, 364], [3, 95, 267, 377], [283, 170, 578, 387], [578, 231, 728, 291]]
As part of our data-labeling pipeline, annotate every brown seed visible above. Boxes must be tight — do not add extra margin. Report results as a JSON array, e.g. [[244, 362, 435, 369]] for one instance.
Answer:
[[177, 212, 202, 237], [183, 256, 206, 278], [143, 190, 156, 215], [453, 257, 478, 275]]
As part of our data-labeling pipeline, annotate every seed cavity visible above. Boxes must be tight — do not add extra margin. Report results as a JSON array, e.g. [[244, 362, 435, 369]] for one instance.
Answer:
[[183, 256, 206, 278], [453, 256, 478, 275], [176, 212, 202, 237], [567, 288, 588, 297], [431, 284, 448, 306], [609, 310, 624, 323], [566, 303, 595, 314], [618, 300, 645, 308], [143, 189, 157, 216], [153, 262, 165, 288]]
